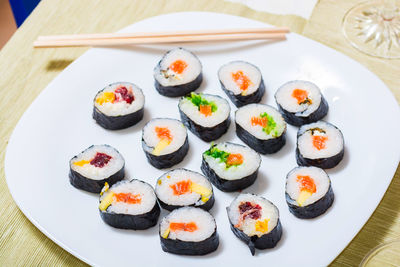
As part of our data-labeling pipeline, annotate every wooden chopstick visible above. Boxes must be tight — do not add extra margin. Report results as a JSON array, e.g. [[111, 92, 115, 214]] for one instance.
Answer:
[[36, 27, 290, 41], [33, 27, 289, 48], [33, 32, 287, 48]]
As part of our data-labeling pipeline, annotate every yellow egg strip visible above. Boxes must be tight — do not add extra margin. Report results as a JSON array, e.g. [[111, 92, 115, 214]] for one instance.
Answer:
[[190, 182, 212, 203], [255, 219, 270, 233], [99, 191, 114, 211], [152, 139, 171, 156], [297, 190, 313, 207], [73, 159, 90, 167], [161, 228, 170, 239], [96, 92, 115, 105]]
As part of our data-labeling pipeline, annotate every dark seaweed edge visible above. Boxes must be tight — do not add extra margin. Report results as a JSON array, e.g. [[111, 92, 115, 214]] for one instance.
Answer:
[[155, 168, 215, 211], [178, 94, 231, 142], [201, 143, 260, 192], [69, 145, 125, 193], [296, 121, 345, 169], [226, 194, 282, 255], [92, 82, 145, 130], [154, 48, 203, 97]]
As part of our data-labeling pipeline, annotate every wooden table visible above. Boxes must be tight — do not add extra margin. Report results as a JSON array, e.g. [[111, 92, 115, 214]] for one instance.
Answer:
[[0, 0, 399, 265]]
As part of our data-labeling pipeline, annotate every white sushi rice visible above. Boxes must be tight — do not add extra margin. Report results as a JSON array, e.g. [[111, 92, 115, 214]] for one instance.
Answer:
[[94, 82, 145, 117], [227, 193, 279, 237], [154, 48, 202, 87], [235, 104, 286, 140], [70, 145, 124, 180], [160, 207, 216, 242], [275, 80, 322, 116], [218, 61, 262, 95], [101, 180, 156, 215], [286, 167, 330, 206], [203, 142, 260, 181], [298, 121, 344, 159], [179, 94, 230, 127], [142, 118, 187, 155], [155, 169, 212, 206]]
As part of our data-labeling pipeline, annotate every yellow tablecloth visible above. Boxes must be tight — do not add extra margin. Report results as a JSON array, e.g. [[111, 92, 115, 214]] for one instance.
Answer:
[[0, 0, 399, 265]]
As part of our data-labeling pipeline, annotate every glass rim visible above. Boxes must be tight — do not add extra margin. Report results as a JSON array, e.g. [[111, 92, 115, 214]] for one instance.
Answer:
[[359, 239, 400, 267]]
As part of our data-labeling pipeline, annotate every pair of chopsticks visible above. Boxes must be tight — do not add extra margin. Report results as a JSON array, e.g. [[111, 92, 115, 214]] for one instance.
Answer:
[[33, 27, 290, 48]]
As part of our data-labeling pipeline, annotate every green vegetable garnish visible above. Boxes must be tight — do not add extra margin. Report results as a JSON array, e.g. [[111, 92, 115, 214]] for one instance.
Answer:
[[260, 112, 278, 137], [186, 92, 217, 112], [204, 145, 240, 168]]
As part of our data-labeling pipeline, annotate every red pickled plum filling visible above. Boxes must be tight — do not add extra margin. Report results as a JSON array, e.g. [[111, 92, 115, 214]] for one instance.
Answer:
[[238, 201, 262, 220], [115, 86, 134, 104], [90, 152, 112, 168]]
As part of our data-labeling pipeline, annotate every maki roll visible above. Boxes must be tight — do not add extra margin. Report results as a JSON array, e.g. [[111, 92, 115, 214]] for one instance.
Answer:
[[99, 179, 160, 229], [227, 193, 282, 255], [142, 118, 189, 169], [93, 82, 145, 130], [201, 142, 261, 192], [285, 166, 334, 219], [155, 169, 214, 211], [275, 80, 328, 126], [296, 121, 344, 169], [218, 61, 265, 107], [154, 48, 202, 97], [69, 145, 125, 193], [178, 92, 231, 142], [159, 207, 219, 255], [235, 104, 287, 154]]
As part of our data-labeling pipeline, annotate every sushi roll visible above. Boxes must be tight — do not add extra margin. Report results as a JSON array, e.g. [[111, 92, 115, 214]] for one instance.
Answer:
[[227, 193, 282, 255], [69, 145, 125, 193], [159, 207, 219, 255], [178, 92, 231, 142], [201, 142, 261, 192], [235, 104, 287, 154], [296, 121, 344, 169], [218, 61, 265, 107], [275, 80, 329, 126], [154, 48, 202, 97], [285, 166, 334, 219], [142, 118, 189, 169], [99, 179, 160, 229], [155, 169, 214, 211], [93, 82, 145, 130]]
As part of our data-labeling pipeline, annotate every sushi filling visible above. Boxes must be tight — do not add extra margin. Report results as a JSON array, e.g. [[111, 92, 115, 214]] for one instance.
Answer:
[[179, 93, 230, 126], [156, 169, 212, 207], [160, 207, 216, 242], [236, 104, 286, 140], [275, 80, 323, 116], [70, 145, 124, 180], [94, 82, 144, 117], [286, 167, 330, 207], [154, 48, 202, 87], [219, 61, 261, 96], [142, 119, 187, 156], [228, 194, 279, 238], [298, 122, 343, 159], [203, 143, 260, 181], [99, 180, 156, 215]]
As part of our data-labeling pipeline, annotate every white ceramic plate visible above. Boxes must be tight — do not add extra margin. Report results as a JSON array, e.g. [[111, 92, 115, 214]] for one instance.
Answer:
[[5, 12, 400, 267]]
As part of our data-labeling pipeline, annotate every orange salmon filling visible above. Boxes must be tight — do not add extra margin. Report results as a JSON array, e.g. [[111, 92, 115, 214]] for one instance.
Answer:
[[251, 116, 268, 128], [292, 89, 309, 104], [296, 175, 316, 193], [170, 222, 198, 232], [155, 127, 173, 141], [199, 104, 212, 117], [170, 180, 192, 195], [312, 135, 327, 150], [231, 71, 251, 91], [114, 193, 142, 204], [227, 153, 244, 165], [169, 60, 188, 74]]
